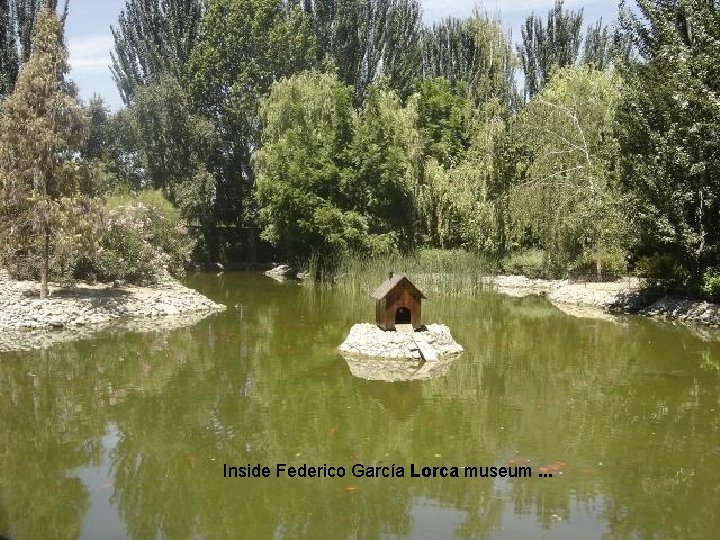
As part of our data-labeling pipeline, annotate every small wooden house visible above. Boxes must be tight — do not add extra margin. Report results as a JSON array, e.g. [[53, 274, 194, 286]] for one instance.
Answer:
[[371, 273, 425, 331]]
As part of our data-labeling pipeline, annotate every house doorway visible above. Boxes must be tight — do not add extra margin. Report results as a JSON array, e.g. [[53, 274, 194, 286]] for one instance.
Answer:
[[395, 307, 411, 325]]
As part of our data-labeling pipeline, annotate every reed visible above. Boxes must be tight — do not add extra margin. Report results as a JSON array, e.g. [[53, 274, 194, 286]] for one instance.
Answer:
[[325, 249, 495, 297]]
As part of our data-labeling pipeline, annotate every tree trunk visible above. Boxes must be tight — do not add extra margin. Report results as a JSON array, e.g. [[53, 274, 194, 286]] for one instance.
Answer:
[[595, 240, 602, 282], [40, 212, 49, 298]]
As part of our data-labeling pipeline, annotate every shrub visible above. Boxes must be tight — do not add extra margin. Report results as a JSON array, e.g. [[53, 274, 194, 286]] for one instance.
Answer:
[[569, 250, 626, 281], [635, 253, 688, 288], [502, 249, 547, 278], [58, 190, 194, 285], [702, 269, 720, 303]]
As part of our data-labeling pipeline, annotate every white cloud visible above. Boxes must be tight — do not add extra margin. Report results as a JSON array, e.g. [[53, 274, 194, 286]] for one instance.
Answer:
[[67, 34, 113, 75]]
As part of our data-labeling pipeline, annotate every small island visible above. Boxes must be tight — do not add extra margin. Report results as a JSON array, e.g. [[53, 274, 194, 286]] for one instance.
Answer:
[[339, 323, 463, 360], [339, 274, 463, 360]]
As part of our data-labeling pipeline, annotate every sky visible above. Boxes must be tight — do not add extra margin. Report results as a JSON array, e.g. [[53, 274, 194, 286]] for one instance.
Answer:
[[65, 1, 619, 110]]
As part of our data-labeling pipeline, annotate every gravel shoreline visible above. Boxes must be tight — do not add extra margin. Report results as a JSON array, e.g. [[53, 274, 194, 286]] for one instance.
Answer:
[[491, 275, 720, 327], [0, 270, 225, 333]]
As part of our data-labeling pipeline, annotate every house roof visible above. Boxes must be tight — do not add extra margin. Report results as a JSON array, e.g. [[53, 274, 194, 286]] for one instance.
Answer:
[[370, 274, 426, 300]]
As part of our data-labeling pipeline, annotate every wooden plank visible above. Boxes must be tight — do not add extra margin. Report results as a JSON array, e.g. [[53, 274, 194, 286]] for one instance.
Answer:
[[415, 341, 438, 362], [395, 324, 414, 334]]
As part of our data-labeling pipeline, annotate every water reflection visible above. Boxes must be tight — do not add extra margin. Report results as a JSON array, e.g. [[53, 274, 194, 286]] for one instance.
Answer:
[[0, 273, 718, 539], [341, 353, 458, 381]]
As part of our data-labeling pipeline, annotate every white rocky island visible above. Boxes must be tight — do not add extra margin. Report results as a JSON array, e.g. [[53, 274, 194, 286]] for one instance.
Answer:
[[0, 270, 225, 351], [338, 323, 463, 360], [339, 273, 463, 379]]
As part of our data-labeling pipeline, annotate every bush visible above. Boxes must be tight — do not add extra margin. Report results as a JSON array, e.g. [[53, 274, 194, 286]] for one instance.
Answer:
[[702, 269, 720, 303], [502, 249, 547, 278], [635, 253, 688, 288], [66, 190, 193, 284], [569, 250, 626, 281]]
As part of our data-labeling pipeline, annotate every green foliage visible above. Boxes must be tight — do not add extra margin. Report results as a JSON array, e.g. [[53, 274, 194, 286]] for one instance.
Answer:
[[80, 191, 193, 284], [519, 0, 583, 99], [701, 269, 720, 302], [0, 6, 87, 295], [3, 188, 192, 285], [346, 83, 420, 246], [253, 71, 359, 262], [422, 11, 517, 107], [111, 0, 203, 104], [0, 0, 48, 97], [618, 0, 720, 281], [187, 0, 317, 261], [570, 249, 626, 281], [411, 77, 471, 167], [127, 77, 216, 202], [635, 253, 689, 289], [83, 94, 110, 160], [507, 66, 629, 273], [416, 159, 498, 252], [502, 249, 547, 279], [583, 19, 614, 69], [304, 0, 423, 102]]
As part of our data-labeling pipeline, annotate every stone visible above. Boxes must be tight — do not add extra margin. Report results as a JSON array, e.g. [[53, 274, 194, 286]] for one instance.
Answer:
[[0, 272, 226, 352], [338, 323, 463, 360]]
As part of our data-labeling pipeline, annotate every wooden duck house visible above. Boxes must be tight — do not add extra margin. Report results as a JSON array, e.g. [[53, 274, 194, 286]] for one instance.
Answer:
[[371, 272, 425, 331]]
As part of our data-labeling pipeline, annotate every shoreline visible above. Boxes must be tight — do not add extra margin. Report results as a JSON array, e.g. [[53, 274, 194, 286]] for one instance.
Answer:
[[0, 270, 225, 333], [490, 275, 720, 327]]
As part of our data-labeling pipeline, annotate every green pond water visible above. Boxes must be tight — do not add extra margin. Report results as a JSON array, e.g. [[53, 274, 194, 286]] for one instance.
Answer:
[[1, 272, 719, 540]]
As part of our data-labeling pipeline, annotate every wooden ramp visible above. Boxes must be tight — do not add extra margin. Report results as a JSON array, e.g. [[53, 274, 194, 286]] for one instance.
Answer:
[[395, 325, 438, 362], [415, 341, 438, 362]]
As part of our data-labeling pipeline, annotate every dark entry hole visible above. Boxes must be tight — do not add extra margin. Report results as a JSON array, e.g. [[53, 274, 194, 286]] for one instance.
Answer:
[[395, 307, 411, 325]]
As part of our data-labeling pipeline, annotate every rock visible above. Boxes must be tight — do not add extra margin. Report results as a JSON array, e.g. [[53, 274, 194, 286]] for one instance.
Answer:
[[0, 271, 226, 352], [490, 275, 720, 328], [264, 264, 298, 280], [339, 323, 463, 360], [265, 264, 298, 279]]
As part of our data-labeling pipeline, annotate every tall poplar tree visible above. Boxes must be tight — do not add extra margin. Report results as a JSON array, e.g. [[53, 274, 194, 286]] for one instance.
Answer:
[[111, 0, 204, 104], [0, 0, 59, 97], [303, 0, 423, 102], [422, 12, 517, 107], [0, 4, 85, 297], [0, 0, 19, 96], [518, 0, 583, 99]]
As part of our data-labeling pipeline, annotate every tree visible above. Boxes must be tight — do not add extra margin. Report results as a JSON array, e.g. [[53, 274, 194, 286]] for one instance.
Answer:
[[421, 12, 517, 108], [411, 77, 472, 168], [583, 19, 614, 69], [111, 0, 204, 104], [187, 0, 317, 261], [303, 0, 423, 102], [127, 77, 218, 259], [128, 77, 215, 201], [345, 83, 420, 247], [254, 72, 387, 263], [618, 0, 720, 284], [0, 0, 19, 96], [0, 5, 86, 296], [518, 0, 583, 100], [83, 93, 110, 160], [0, 0, 61, 97], [507, 67, 627, 275]]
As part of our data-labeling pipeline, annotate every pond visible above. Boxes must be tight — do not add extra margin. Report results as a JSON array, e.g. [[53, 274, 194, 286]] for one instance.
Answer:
[[0, 272, 719, 539]]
